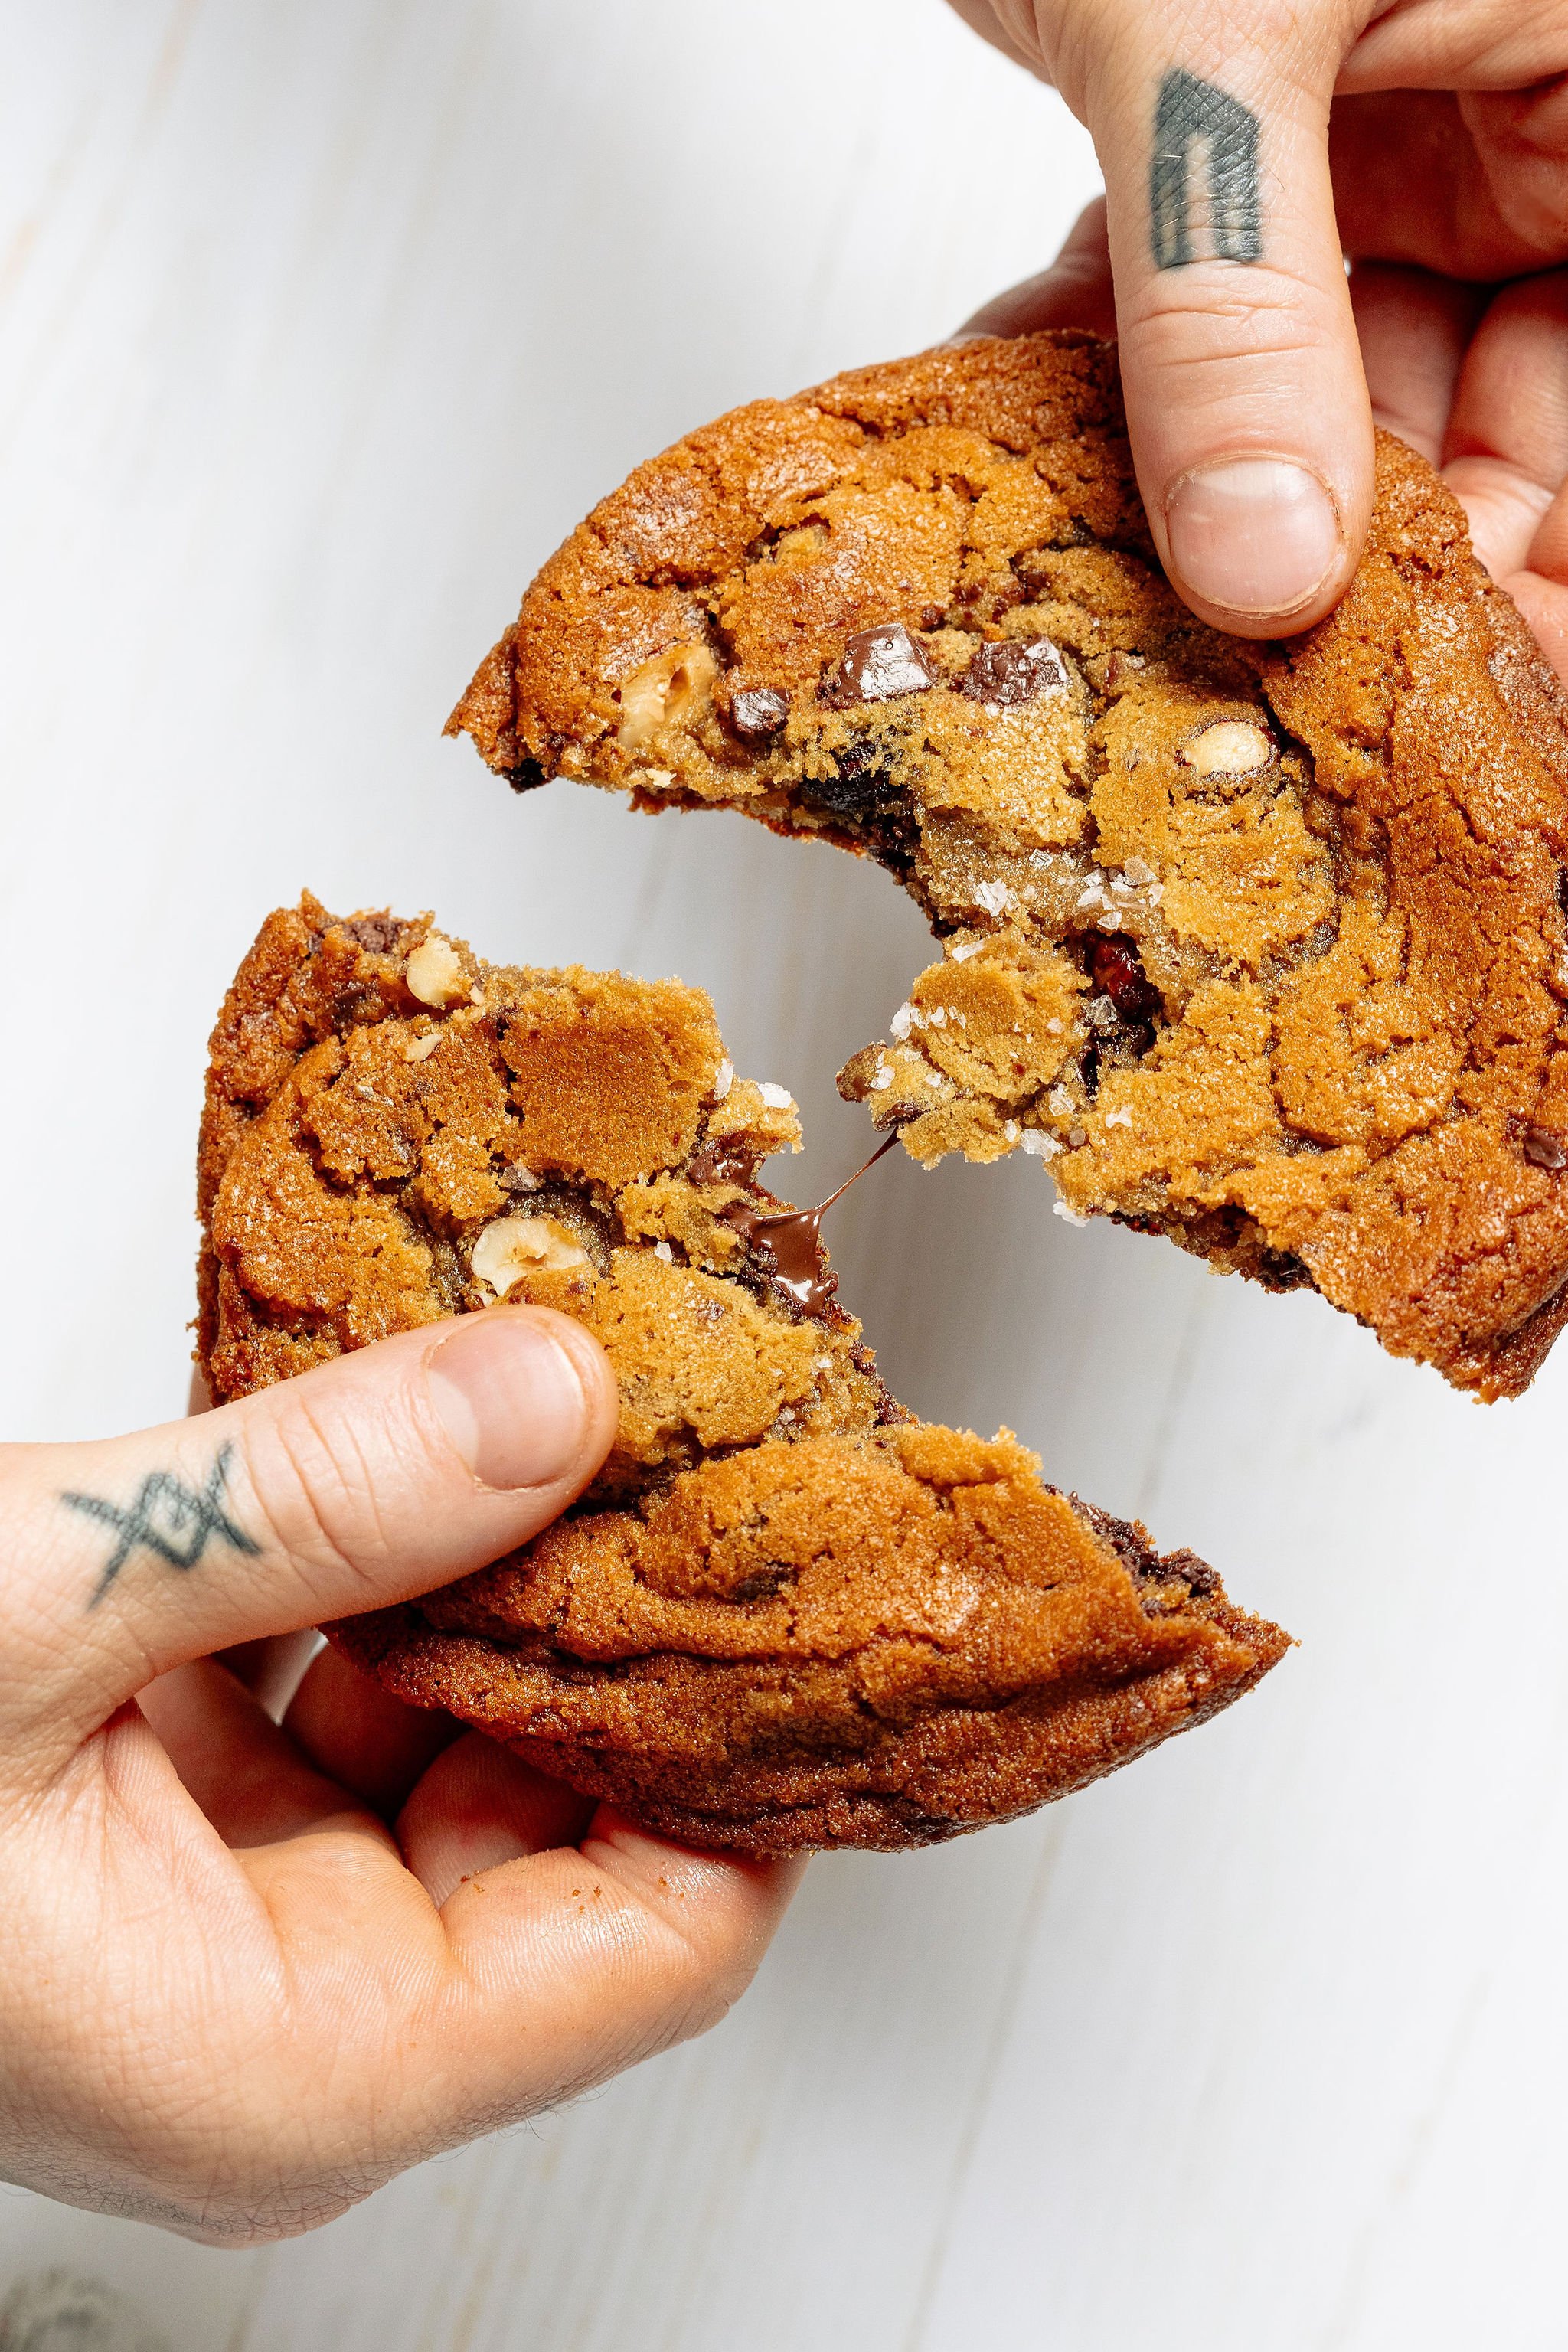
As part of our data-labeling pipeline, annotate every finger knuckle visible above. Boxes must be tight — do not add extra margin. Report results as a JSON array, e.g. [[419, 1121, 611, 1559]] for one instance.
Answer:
[[239, 1393, 405, 1604]]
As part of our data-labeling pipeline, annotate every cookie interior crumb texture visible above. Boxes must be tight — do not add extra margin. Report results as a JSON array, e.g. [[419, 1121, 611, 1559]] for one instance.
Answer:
[[198, 897, 1289, 1854], [448, 330, 1568, 1401]]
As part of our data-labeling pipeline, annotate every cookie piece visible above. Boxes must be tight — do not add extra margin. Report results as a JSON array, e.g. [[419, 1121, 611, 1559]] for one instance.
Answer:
[[198, 896, 1289, 1854], [447, 330, 1568, 1400]]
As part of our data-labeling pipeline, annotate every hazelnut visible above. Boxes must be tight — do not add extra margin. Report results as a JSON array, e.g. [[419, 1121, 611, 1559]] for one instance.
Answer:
[[618, 643, 719, 751], [472, 1217, 590, 1296], [406, 936, 470, 1009], [1180, 720, 1273, 778]]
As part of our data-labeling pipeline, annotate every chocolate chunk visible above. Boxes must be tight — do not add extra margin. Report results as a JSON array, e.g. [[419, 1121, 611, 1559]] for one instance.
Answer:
[[960, 635, 1069, 707], [799, 737, 916, 869], [920, 604, 945, 630], [329, 982, 385, 1028], [341, 915, 402, 956], [688, 1135, 761, 1186], [730, 686, 791, 741], [1080, 936, 1159, 1084], [1157, 1545, 1221, 1599], [1524, 1122, 1568, 1171], [1087, 935, 1161, 1027], [1257, 1249, 1312, 1291], [506, 757, 549, 794], [832, 623, 936, 704]]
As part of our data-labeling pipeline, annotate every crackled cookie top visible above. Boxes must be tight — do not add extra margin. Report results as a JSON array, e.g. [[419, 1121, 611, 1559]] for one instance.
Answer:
[[198, 897, 1287, 1854], [449, 330, 1568, 1400]]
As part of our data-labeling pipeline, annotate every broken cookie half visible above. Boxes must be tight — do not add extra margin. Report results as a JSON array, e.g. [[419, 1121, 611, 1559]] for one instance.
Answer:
[[447, 329, 1568, 1400], [198, 896, 1288, 1854]]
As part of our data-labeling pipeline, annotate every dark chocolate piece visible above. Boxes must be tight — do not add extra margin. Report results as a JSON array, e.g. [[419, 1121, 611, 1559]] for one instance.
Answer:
[[1524, 1123, 1568, 1171], [960, 635, 1069, 707], [798, 736, 918, 870], [723, 1198, 838, 1317], [730, 686, 791, 740], [688, 1135, 761, 1186], [832, 623, 936, 704], [724, 1138, 896, 1316], [1087, 935, 1161, 1027], [340, 915, 403, 956]]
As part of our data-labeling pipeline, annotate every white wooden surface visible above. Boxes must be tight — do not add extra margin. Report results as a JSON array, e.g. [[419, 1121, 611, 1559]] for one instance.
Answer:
[[2, 5, 1566, 2346]]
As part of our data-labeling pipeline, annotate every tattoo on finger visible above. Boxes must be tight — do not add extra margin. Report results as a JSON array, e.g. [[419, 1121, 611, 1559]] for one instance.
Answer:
[[61, 1443, 261, 1608], [1152, 70, 1262, 270]]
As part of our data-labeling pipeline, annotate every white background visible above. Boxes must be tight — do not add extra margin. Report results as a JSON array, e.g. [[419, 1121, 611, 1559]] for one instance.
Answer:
[[2, 5, 1566, 2347]]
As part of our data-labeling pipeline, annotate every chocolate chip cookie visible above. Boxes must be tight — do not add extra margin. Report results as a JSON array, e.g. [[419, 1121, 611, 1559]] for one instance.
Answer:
[[198, 897, 1289, 1854], [447, 330, 1568, 1400]]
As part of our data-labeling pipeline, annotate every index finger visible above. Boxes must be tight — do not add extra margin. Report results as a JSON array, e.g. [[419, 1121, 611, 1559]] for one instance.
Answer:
[[1083, 2, 1374, 632]]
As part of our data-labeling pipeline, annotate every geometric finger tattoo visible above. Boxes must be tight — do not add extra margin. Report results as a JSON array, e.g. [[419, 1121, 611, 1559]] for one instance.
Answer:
[[1151, 68, 1262, 270], [61, 1443, 261, 1609]]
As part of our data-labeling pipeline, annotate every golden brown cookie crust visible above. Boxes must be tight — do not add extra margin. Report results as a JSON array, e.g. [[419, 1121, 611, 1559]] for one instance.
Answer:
[[448, 332, 1568, 1400], [199, 897, 1289, 1854]]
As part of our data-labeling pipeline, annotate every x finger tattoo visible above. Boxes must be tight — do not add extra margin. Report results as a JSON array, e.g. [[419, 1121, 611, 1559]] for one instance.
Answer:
[[61, 1443, 261, 1608]]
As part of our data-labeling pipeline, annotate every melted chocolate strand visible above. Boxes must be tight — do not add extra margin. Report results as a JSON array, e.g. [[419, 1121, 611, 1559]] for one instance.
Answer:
[[725, 1137, 897, 1314]]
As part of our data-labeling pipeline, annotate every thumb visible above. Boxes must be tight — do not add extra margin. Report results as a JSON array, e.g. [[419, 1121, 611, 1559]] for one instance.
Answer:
[[0, 1308, 618, 1765], [1086, 11, 1373, 633]]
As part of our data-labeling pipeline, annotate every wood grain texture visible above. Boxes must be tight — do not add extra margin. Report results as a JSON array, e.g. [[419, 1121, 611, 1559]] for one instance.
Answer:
[[1, 4, 1563, 2348]]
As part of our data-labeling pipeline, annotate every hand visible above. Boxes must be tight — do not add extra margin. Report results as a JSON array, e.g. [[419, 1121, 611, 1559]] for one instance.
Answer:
[[948, 1, 1568, 662], [0, 1308, 800, 2243]]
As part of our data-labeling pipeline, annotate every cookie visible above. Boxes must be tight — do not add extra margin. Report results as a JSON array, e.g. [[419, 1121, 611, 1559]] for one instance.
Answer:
[[447, 330, 1568, 1400], [198, 897, 1289, 1854]]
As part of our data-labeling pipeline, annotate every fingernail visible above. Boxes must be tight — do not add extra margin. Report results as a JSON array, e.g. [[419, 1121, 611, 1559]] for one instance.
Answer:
[[426, 1313, 592, 1490], [1165, 459, 1344, 621]]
